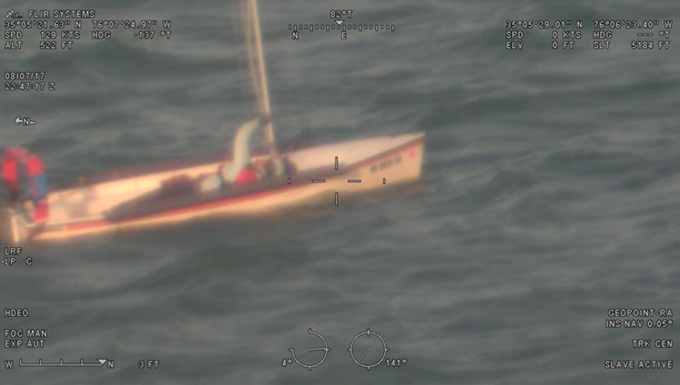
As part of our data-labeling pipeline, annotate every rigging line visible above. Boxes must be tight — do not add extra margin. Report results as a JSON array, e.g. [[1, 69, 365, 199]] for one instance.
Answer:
[[227, 0, 256, 129], [241, 0, 263, 115]]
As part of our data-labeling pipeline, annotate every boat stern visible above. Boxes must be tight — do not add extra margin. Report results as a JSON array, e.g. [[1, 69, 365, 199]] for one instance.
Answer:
[[0, 207, 29, 245], [0, 206, 13, 244]]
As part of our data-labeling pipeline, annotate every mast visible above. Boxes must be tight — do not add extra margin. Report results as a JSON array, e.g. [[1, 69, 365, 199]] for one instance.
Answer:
[[247, 0, 277, 154]]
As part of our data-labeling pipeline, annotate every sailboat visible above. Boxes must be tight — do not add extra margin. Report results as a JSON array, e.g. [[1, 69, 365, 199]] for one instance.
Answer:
[[0, 0, 424, 243]]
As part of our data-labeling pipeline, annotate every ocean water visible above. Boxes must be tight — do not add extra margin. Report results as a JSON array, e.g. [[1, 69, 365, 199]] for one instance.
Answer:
[[1, 0, 679, 384]]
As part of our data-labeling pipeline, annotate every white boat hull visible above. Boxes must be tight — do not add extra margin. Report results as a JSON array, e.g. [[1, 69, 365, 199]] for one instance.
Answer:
[[2, 133, 424, 243]]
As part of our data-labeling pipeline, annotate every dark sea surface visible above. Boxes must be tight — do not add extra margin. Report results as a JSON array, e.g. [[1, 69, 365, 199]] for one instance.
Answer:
[[1, 0, 679, 384]]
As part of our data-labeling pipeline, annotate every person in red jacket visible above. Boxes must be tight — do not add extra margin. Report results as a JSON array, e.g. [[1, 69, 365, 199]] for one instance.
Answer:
[[1, 147, 49, 222]]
